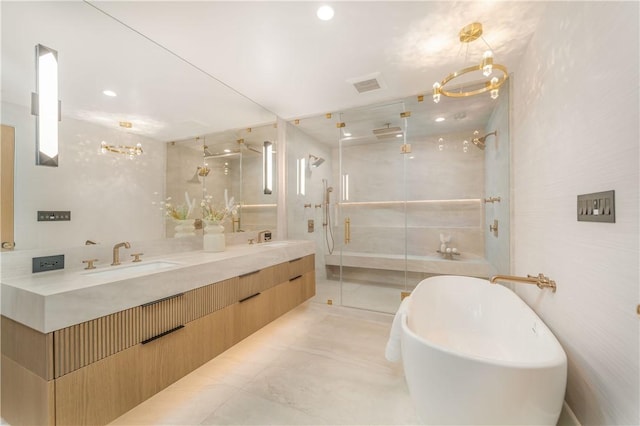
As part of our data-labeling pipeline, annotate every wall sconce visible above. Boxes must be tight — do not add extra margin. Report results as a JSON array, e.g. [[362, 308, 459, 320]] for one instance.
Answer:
[[341, 173, 350, 201], [263, 141, 273, 194], [32, 44, 61, 167], [296, 157, 306, 196]]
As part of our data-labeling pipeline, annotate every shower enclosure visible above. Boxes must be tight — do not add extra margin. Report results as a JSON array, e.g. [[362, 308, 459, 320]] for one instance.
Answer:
[[286, 86, 510, 314], [166, 123, 278, 237]]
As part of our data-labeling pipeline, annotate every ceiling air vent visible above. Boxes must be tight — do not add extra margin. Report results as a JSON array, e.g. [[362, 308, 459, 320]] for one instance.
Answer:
[[348, 72, 387, 94], [353, 78, 381, 93]]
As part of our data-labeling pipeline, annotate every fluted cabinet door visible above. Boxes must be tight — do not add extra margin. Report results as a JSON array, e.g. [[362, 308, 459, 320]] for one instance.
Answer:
[[55, 345, 142, 426]]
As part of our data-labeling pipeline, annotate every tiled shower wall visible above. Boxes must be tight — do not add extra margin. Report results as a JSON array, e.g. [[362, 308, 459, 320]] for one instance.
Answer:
[[337, 130, 485, 258]]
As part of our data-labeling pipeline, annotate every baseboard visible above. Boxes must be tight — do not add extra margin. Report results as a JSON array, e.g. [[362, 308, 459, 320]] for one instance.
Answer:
[[558, 401, 581, 426]]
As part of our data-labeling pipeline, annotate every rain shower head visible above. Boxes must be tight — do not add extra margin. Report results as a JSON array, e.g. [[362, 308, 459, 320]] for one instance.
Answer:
[[472, 130, 497, 150], [309, 154, 325, 168], [372, 123, 403, 140]]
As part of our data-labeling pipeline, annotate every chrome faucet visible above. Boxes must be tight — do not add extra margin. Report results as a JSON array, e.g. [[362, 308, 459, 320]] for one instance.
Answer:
[[111, 242, 131, 266], [257, 230, 272, 243]]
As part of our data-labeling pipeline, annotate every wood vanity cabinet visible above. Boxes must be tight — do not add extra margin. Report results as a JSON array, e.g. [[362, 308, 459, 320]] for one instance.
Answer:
[[1, 254, 315, 426]]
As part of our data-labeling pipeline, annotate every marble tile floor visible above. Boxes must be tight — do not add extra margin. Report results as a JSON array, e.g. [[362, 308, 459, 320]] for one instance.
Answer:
[[109, 301, 418, 425]]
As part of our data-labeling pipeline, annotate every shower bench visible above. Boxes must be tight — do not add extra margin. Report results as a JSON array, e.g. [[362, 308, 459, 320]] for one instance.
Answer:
[[324, 251, 491, 280]]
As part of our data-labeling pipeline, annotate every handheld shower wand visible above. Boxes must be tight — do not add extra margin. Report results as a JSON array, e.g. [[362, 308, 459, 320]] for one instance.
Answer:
[[322, 179, 335, 254], [323, 180, 333, 226]]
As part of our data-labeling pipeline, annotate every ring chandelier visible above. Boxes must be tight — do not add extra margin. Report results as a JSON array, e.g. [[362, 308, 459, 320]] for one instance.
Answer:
[[433, 22, 508, 103], [100, 141, 143, 157]]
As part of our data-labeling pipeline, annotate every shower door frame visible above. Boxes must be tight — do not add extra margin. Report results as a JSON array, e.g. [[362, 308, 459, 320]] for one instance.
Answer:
[[334, 101, 412, 314]]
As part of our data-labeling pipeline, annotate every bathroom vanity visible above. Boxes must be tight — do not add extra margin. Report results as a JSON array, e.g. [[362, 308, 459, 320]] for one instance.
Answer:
[[1, 241, 315, 425]]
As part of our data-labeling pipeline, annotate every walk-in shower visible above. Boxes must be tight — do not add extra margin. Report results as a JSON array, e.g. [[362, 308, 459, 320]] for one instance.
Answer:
[[287, 87, 510, 315]]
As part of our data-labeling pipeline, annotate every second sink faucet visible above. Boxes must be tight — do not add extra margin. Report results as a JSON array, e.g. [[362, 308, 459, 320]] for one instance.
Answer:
[[111, 242, 131, 266]]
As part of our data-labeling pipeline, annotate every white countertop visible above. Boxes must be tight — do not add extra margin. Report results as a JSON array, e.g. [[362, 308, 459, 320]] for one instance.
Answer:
[[1, 240, 315, 333]]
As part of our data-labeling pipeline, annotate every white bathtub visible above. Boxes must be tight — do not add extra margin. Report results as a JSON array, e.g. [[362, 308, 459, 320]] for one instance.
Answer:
[[399, 275, 567, 425]]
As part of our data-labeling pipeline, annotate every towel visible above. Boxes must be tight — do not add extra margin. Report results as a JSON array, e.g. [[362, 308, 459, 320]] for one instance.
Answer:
[[385, 297, 410, 362]]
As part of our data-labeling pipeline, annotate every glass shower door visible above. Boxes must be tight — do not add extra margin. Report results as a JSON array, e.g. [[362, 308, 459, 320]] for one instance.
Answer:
[[336, 101, 409, 314]]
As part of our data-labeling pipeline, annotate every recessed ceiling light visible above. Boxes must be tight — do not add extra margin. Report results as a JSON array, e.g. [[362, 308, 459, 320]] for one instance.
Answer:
[[435, 117, 445, 122], [343, 132, 351, 137], [396, 134, 403, 138], [317, 5, 334, 21], [103, 90, 117, 97], [223, 149, 231, 153]]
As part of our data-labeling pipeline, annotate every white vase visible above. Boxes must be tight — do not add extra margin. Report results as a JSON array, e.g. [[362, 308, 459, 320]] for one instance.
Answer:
[[173, 219, 195, 238], [203, 220, 225, 252]]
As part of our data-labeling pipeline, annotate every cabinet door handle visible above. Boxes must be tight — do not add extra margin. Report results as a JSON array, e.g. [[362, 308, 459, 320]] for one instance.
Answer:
[[239, 270, 260, 278], [289, 275, 302, 282], [141, 325, 184, 345], [239, 292, 261, 303], [141, 292, 184, 308]]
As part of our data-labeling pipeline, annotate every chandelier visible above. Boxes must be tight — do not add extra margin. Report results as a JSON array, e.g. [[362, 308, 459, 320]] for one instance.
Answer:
[[99, 121, 143, 158], [100, 141, 143, 157], [432, 22, 508, 103]]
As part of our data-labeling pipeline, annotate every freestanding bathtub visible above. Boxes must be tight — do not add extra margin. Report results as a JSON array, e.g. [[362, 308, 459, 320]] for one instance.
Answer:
[[399, 275, 567, 425]]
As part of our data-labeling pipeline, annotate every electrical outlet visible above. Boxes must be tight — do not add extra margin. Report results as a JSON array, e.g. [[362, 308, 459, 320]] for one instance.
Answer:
[[32, 254, 65, 273], [308, 219, 314, 233]]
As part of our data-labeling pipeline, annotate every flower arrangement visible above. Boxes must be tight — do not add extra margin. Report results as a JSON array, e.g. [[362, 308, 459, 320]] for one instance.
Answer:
[[201, 190, 238, 223], [164, 192, 196, 220]]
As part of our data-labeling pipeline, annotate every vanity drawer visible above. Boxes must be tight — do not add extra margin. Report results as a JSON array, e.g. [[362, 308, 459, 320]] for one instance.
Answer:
[[183, 277, 238, 323], [141, 293, 185, 343], [238, 269, 263, 301], [237, 285, 277, 340], [53, 307, 142, 378], [288, 254, 315, 280]]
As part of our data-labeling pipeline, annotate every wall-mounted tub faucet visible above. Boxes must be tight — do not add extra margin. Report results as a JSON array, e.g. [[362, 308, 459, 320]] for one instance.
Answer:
[[490, 273, 556, 292], [111, 242, 131, 266]]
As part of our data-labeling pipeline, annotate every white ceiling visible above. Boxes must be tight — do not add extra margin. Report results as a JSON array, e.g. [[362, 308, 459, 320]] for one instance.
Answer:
[[1, 1, 547, 143]]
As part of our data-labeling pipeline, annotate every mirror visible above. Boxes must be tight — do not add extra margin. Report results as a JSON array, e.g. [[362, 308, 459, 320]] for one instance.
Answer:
[[1, 2, 276, 250], [166, 123, 278, 237]]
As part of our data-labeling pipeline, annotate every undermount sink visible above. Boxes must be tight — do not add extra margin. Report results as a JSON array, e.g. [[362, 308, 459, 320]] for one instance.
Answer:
[[256, 241, 291, 248], [83, 261, 181, 279]]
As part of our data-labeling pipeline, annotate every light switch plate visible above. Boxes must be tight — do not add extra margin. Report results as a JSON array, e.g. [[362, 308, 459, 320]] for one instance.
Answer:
[[577, 190, 615, 223], [38, 210, 71, 221]]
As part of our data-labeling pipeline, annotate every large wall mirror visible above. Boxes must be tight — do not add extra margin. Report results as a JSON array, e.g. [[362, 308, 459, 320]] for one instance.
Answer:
[[1, 2, 276, 251]]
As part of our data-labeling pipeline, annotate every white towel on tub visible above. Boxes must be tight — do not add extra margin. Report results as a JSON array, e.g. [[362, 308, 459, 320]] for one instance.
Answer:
[[385, 297, 410, 362]]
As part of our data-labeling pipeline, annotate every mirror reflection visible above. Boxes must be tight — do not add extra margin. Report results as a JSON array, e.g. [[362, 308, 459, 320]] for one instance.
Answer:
[[1, 1, 275, 250], [166, 123, 278, 237]]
